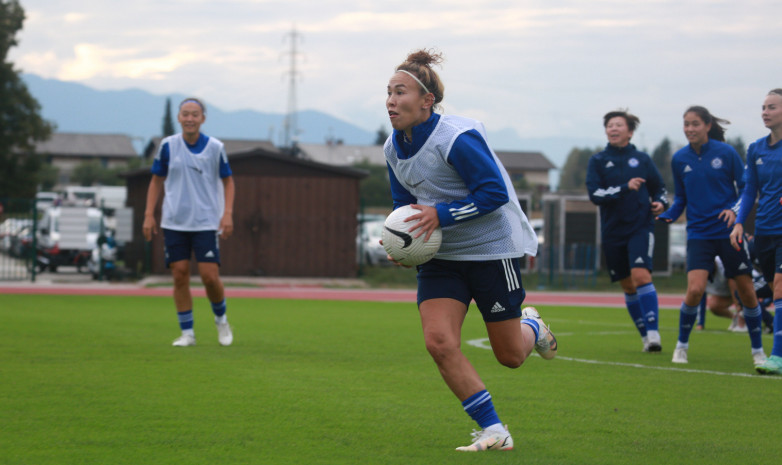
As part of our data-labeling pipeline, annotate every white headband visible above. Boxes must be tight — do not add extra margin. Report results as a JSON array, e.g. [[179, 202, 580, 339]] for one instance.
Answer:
[[397, 69, 431, 95]]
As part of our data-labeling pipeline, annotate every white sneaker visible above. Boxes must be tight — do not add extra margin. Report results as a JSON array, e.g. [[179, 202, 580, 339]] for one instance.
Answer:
[[753, 351, 768, 366], [672, 347, 688, 364], [521, 307, 557, 360], [217, 321, 233, 346], [172, 334, 196, 347], [642, 336, 650, 352], [455, 425, 513, 452], [645, 331, 662, 352]]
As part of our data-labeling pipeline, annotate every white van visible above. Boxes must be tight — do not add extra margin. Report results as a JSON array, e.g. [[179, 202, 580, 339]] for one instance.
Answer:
[[37, 206, 103, 271], [63, 186, 126, 209], [35, 191, 60, 210]]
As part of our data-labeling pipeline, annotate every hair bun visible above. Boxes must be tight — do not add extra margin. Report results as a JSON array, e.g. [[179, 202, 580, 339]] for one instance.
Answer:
[[405, 49, 443, 68]]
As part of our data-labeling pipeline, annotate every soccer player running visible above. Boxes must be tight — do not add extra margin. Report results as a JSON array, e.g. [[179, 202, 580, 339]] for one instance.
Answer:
[[383, 49, 556, 452], [658, 106, 766, 367], [143, 97, 235, 347], [586, 110, 668, 352], [730, 89, 782, 375]]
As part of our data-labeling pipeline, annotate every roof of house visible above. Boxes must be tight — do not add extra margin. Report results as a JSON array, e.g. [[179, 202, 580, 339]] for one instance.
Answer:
[[34, 133, 137, 158], [298, 143, 558, 172], [297, 143, 385, 166], [146, 137, 281, 158], [495, 150, 557, 171]]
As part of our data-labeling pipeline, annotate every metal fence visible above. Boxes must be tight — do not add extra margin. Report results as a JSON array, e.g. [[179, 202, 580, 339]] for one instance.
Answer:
[[534, 242, 599, 289], [0, 198, 36, 281]]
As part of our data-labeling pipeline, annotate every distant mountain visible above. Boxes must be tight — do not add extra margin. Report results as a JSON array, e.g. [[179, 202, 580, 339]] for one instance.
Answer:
[[22, 73, 602, 173], [21, 73, 377, 151]]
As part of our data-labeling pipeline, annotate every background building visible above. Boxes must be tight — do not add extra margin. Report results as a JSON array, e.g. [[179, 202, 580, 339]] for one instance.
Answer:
[[34, 133, 137, 189], [123, 147, 367, 278]]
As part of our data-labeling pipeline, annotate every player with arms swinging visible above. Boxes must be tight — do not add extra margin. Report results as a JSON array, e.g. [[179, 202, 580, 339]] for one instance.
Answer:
[[383, 48, 555, 452]]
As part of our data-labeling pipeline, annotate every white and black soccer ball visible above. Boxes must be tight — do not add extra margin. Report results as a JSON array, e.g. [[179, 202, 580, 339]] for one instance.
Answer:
[[381, 205, 442, 266]]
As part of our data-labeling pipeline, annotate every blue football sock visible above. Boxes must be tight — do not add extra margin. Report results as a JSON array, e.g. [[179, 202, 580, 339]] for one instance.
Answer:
[[177, 309, 194, 331], [521, 318, 539, 343], [211, 299, 227, 323], [773, 300, 782, 358], [678, 302, 699, 344], [462, 390, 502, 430], [743, 305, 764, 350], [637, 283, 660, 331], [624, 292, 647, 337]]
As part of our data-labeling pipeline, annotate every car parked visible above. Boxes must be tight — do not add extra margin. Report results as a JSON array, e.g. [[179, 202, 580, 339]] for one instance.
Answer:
[[357, 219, 391, 266], [1, 218, 32, 253]]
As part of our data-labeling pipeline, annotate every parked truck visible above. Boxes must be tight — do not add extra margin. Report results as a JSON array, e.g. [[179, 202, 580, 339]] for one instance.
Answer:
[[36, 206, 103, 272]]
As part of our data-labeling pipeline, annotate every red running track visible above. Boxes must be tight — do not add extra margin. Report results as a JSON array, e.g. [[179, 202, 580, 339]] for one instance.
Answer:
[[0, 284, 684, 309]]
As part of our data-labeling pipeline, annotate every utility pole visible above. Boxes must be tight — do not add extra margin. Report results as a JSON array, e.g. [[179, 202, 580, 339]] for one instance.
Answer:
[[282, 27, 302, 155]]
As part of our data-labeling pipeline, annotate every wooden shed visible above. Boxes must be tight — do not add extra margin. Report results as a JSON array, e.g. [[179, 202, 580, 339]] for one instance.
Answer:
[[123, 147, 367, 277]]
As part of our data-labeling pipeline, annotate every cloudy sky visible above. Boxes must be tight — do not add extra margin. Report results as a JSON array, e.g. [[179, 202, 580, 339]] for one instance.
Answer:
[[9, 0, 782, 151]]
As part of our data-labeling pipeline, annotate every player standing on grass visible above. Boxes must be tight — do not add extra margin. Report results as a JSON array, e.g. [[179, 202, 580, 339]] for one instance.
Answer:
[[658, 106, 766, 367], [586, 110, 668, 352], [731, 89, 782, 375], [383, 49, 556, 452], [143, 97, 235, 347]]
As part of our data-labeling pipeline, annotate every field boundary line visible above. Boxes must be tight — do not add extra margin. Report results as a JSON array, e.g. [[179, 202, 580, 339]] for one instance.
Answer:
[[466, 338, 782, 380]]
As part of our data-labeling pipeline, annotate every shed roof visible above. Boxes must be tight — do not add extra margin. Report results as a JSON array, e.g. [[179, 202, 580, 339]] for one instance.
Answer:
[[123, 145, 367, 180], [229, 148, 369, 179]]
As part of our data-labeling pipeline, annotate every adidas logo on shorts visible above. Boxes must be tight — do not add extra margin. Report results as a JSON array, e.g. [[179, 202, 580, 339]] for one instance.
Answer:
[[204, 250, 215, 258], [491, 302, 505, 313]]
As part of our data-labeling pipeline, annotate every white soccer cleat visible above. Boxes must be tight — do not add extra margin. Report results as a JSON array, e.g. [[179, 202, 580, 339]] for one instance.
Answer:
[[455, 426, 513, 452], [672, 347, 688, 364], [521, 307, 557, 360], [172, 334, 196, 347], [217, 321, 233, 346], [753, 351, 768, 367], [645, 331, 662, 352], [642, 336, 651, 352]]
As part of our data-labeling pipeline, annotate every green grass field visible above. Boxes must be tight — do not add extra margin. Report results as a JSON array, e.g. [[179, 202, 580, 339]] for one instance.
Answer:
[[1, 294, 780, 465]]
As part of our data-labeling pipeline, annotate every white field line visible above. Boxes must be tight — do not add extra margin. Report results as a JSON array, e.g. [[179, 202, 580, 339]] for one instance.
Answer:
[[465, 337, 782, 380]]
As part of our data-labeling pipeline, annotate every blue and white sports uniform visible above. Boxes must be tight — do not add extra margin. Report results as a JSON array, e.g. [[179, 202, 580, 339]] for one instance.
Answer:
[[586, 143, 669, 280], [151, 133, 232, 265], [385, 113, 537, 322], [586, 142, 667, 340], [660, 140, 745, 239], [737, 135, 782, 237], [152, 133, 232, 231], [661, 138, 762, 353], [658, 139, 752, 275], [737, 133, 782, 361], [736, 135, 782, 296]]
